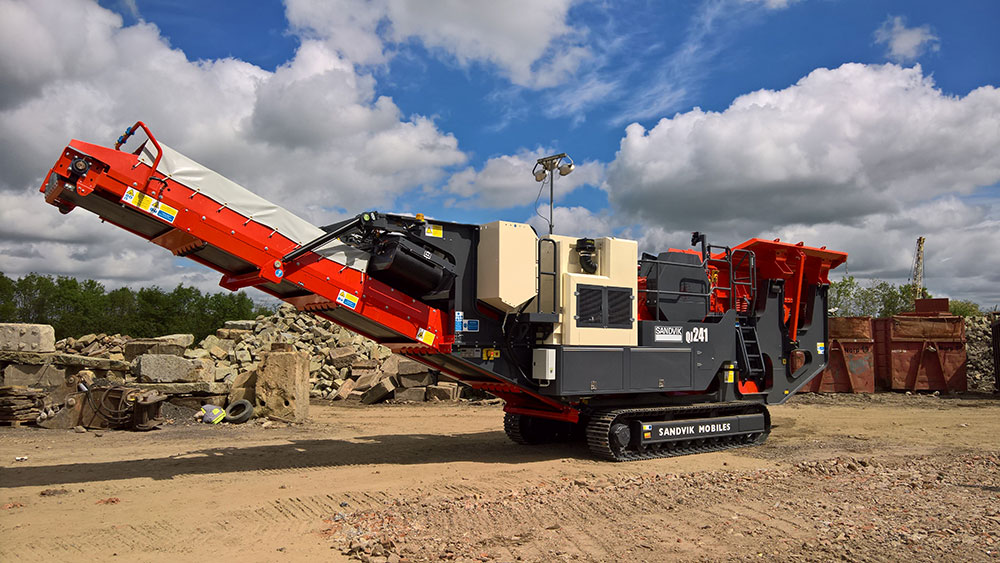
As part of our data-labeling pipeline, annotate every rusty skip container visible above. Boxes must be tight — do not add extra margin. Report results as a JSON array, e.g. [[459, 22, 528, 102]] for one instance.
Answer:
[[873, 315, 967, 392], [802, 317, 875, 393]]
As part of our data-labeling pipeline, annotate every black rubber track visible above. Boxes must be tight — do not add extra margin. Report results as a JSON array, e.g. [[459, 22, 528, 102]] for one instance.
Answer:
[[504, 412, 576, 445], [585, 403, 771, 461]]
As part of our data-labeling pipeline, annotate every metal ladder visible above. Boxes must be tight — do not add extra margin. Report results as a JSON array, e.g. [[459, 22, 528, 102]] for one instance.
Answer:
[[736, 323, 766, 383]]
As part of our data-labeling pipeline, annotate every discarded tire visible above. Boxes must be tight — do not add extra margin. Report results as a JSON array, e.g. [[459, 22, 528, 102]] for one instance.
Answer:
[[225, 400, 253, 424]]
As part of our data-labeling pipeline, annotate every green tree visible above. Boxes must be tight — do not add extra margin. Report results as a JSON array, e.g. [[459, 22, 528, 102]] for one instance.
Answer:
[[0, 272, 15, 321], [949, 299, 983, 317]]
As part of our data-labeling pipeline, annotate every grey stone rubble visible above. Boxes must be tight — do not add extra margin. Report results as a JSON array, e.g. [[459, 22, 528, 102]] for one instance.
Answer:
[[19, 304, 479, 412], [965, 314, 998, 393]]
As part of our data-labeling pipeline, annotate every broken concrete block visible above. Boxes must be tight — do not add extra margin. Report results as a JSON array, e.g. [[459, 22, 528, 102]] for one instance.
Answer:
[[399, 372, 436, 388], [215, 364, 237, 382], [353, 370, 381, 392], [215, 328, 252, 341], [0, 350, 129, 371], [333, 378, 356, 400], [362, 378, 395, 404], [76, 333, 97, 348], [124, 339, 185, 362], [394, 386, 426, 402], [326, 346, 358, 369], [208, 345, 228, 360], [426, 384, 460, 402], [396, 358, 428, 376], [2, 363, 66, 388], [133, 354, 204, 383], [345, 390, 364, 402], [0, 324, 56, 353], [155, 334, 195, 347], [79, 342, 107, 356], [254, 350, 309, 422], [224, 319, 256, 330], [228, 369, 257, 404], [184, 348, 211, 360], [199, 334, 221, 351], [352, 358, 379, 370]]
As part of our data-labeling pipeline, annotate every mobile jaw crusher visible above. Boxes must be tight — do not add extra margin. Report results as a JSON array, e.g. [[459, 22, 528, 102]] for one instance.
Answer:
[[40, 122, 846, 460]]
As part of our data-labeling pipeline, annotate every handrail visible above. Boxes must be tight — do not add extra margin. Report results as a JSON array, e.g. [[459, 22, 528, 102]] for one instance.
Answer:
[[639, 244, 757, 319], [114, 121, 162, 191]]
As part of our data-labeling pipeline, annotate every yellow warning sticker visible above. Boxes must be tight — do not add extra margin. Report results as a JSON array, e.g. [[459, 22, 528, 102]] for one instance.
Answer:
[[122, 187, 178, 223], [725, 370, 735, 383], [425, 224, 443, 238], [416, 328, 435, 346]]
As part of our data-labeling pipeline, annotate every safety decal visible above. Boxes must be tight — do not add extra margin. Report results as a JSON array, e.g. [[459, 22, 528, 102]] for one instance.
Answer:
[[417, 328, 436, 346], [816, 341, 826, 355], [455, 310, 464, 332], [482, 348, 500, 361], [425, 224, 443, 238], [642, 423, 652, 440], [336, 290, 359, 310], [463, 319, 480, 332], [122, 187, 177, 224]]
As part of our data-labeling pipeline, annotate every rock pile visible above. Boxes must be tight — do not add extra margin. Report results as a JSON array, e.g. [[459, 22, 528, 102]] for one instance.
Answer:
[[965, 315, 997, 392], [55, 333, 130, 361], [46, 304, 468, 406]]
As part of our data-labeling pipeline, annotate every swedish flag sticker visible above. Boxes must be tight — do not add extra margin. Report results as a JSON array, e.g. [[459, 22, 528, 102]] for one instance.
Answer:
[[336, 290, 359, 310]]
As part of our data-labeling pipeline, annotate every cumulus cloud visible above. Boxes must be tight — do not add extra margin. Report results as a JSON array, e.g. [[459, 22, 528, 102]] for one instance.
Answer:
[[444, 149, 603, 209], [286, 0, 589, 89], [526, 205, 618, 239], [875, 16, 940, 63], [0, 0, 465, 287], [604, 62, 1000, 305], [606, 63, 1000, 232]]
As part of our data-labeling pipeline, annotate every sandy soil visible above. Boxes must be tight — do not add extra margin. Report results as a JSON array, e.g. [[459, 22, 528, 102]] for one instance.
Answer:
[[2, 393, 999, 562]]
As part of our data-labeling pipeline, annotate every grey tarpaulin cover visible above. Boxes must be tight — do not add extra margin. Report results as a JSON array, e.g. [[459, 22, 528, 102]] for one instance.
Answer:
[[139, 143, 368, 270]]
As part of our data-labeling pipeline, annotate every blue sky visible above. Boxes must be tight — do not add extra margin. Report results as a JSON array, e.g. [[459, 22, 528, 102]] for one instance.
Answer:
[[2, 0, 999, 307]]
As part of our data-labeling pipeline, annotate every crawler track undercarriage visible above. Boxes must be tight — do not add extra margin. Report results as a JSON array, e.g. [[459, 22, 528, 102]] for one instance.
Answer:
[[506, 403, 771, 461]]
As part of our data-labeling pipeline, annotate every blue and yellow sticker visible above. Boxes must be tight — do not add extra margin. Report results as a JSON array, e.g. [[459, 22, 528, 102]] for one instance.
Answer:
[[122, 187, 177, 223], [425, 224, 443, 238], [336, 290, 359, 310], [816, 342, 826, 355]]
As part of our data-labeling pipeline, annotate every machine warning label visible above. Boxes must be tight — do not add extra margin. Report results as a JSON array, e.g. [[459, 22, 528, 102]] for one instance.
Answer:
[[417, 328, 436, 346], [463, 319, 480, 332], [654, 325, 683, 342], [817, 342, 826, 355], [455, 310, 464, 332], [122, 187, 177, 224], [336, 290, 359, 310], [425, 224, 443, 238]]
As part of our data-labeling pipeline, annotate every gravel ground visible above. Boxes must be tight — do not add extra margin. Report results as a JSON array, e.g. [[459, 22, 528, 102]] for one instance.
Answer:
[[2, 395, 999, 562]]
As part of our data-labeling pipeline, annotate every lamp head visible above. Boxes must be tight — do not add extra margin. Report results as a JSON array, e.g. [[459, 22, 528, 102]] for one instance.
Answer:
[[558, 163, 574, 176]]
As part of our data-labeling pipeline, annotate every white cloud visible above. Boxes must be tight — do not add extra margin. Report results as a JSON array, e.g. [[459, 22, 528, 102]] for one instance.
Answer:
[[444, 149, 603, 209], [526, 205, 618, 239], [875, 15, 940, 63], [603, 62, 1000, 306], [0, 0, 465, 287], [607, 63, 1000, 232], [285, 0, 589, 89]]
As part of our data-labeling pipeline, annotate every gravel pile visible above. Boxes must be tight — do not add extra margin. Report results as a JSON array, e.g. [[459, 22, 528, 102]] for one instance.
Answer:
[[965, 314, 997, 392]]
